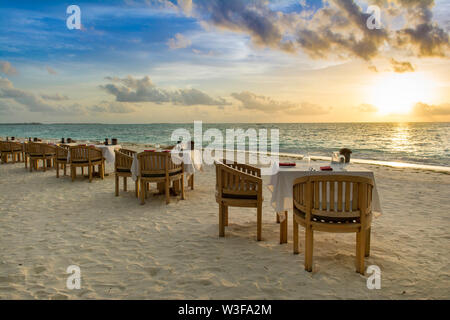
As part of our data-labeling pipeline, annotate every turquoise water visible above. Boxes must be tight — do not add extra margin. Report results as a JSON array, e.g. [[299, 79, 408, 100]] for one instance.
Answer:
[[0, 123, 449, 168]]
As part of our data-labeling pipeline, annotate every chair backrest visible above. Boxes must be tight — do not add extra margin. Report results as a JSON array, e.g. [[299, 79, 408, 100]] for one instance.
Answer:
[[69, 146, 102, 163], [215, 160, 262, 198], [293, 175, 374, 222], [118, 148, 136, 157], [137, 151, 183, 177], [10, 141, 23, 151], [0, 141, 11, 152], [27, 142, 43, 154], [56, 146, 68, 159], [115, 149, 135, 170]]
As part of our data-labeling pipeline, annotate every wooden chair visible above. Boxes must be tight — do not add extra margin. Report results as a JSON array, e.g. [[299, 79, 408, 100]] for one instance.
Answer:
[[292, 175, 374, 274], [215, 160, 263, 241], [55, 146, 68, 178], [10, 142, 24, 163], [0, 141, 11, 164], [114, 148, 139, 197], [69, 146, 104, 182], [137, 151, 185, 205], [28, 143, 56, 172]]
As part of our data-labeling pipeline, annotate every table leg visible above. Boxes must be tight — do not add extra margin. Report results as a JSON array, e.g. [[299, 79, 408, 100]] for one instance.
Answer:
[[279, 211, 288, 244]]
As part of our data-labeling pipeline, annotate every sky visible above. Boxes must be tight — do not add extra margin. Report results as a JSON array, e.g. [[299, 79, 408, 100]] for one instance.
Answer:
[[0, 0, 449, 123]]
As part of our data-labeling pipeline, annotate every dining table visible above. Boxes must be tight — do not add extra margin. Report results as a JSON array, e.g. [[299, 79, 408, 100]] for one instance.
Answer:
[[266, 161, 382, 244]]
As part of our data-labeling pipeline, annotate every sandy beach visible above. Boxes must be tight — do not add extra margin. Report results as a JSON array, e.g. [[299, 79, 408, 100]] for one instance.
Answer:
[[0, 144, 449, 300]]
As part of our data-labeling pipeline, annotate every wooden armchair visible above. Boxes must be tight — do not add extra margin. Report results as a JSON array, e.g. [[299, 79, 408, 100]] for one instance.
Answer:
[[137, 151, 185, 205], [114, 148, 139, 197], [215, 160, 263, 241], [0, 141, 11, 164], [28, 143, 56, 172], [69, 146, 104, 182], [10, 142, 24, 163], [55, 146, 69, 178], [292, 175, 374, 274]]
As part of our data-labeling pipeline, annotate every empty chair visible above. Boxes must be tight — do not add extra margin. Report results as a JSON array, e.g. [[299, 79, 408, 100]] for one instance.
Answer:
[[10, 141, 24, 163], [292, 175, 374, 274], [114, 148, 139, 197], [215, 160, 263, 241], [69, 146, 104, 182], [28, 142, 56, 172], [0, 141, 11, 164], [55, 146, 69, 178], [137, 151, 185, 205]]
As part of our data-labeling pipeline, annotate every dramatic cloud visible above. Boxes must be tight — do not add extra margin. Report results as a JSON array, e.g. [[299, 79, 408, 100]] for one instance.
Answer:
[[167, 33, 192, 49], [390, 58, 415, 73], [101, 75, 229, 106], [412, 102, 450, 117], [174, 0, 449, 62], [231, 91, 330, 115], [0, 61, 18, 76]]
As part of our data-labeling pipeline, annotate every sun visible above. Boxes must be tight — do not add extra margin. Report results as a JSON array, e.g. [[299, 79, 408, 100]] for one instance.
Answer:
[[369, 72, 435, 115]]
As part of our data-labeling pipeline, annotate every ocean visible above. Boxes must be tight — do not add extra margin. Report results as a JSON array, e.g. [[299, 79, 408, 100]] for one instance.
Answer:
[[0, 122, 449, 169]]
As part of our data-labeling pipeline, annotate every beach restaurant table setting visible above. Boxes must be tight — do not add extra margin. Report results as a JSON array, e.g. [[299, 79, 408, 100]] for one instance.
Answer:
[[267, 161, 382, 244]]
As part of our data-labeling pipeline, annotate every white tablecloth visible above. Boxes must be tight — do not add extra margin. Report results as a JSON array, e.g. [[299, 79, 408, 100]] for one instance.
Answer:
[[130, 150, 202, 182], [267, 161, 382, 217]]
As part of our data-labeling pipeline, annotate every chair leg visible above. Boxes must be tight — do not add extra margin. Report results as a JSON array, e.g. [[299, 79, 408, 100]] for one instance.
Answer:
[[123, 176, 127, 191], [223, 206, 228, 226], [356, 229, 366, 274], [64, 164, 67, 176], [43, 158, 46, 172], [165, 180, 170, 204], [181, 175, 185, 200], [219, 203, 225, 237], [365, 227, 371, 257], [88, 165, 92, 183], [190, 174, 194, 190], [81, 167, 84, 176], [276, 212, 280, 223], [56, 162, 60, 178], [25, 155, 28, 168], [256, 203, 262, 241], [280, 212, 288, 244], [140, 180, 145, 205], [293, 215, 299, 254], [115, 174, 119, 196], [135, 179, 139, 198], [71, 165, 75, 182], [305, 226, 313, 272]]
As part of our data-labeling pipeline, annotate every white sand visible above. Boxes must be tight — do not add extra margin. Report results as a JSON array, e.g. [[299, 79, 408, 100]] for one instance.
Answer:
[[0, 146, 449, 299]]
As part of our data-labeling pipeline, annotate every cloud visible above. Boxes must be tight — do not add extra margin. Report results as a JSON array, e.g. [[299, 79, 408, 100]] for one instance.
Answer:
[[41, 93, 69, 101], [231, 91, 330, 115], [173, 0, 448, 62], [101, 75, 229, 106], [412, 102, 450, 116], [46, 66, 58, 75], [390, 58, 415, 73], [167, 33, 192, 49], [0, 61, 18, 76], [0, 77, 81, 115], [86, 101, 136, 114], [357, 103, 378, 112]]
